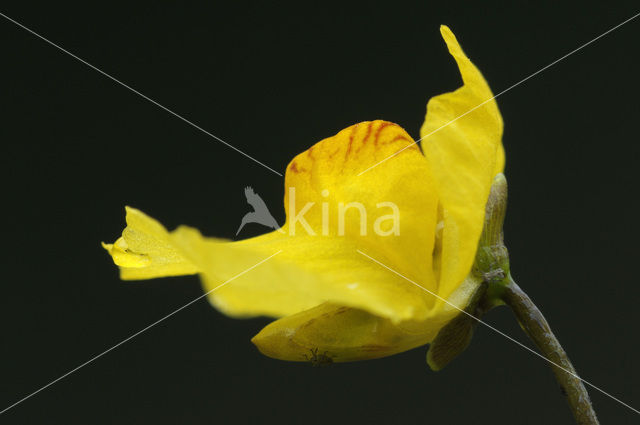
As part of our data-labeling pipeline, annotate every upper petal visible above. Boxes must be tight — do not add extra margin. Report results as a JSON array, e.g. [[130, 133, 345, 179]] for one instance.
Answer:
[[283, 121, 438, 288], [420, 26, 505, 302], [172, 121, 441, 322]]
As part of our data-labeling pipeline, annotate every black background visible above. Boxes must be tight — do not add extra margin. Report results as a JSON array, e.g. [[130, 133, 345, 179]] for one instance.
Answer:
[[1, 1, 639, 424]]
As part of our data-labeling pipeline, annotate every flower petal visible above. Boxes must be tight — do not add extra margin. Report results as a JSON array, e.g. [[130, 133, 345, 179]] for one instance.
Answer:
[[420, 26, 505, 302], [251, 303, 435, 362], [104, 121, 441, 323], [282, 121, 439, 291], [102, 207, 198, 280], [170, 226, 434, 322], [251, 275, 483, 362]]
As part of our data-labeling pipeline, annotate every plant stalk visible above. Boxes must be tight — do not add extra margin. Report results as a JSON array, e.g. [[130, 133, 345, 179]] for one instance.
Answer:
[[501, 277, 599, 425]]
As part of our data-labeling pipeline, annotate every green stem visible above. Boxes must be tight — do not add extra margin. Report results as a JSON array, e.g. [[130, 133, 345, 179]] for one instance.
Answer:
[[501, 277, 599, 425]]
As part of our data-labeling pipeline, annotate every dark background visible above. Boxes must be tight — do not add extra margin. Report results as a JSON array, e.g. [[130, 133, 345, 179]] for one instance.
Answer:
[[1, 1, 638, 424]]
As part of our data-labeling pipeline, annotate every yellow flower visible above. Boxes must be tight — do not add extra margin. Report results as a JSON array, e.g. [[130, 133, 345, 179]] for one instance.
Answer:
[[103, 26, 504, 363]]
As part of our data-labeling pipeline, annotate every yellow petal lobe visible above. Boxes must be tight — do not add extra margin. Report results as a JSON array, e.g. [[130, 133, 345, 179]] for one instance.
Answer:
[[252, 303, 435, 362], [420, 26, 505, 303], [102, 207, 199, 280], [252, 274, 483, 362]]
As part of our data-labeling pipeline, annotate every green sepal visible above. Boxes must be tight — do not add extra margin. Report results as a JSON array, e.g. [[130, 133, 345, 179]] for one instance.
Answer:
[[427, 174, 511, 371], [426, 280, 487, 371]]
